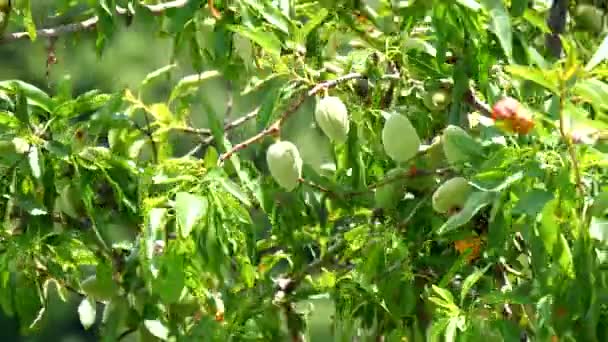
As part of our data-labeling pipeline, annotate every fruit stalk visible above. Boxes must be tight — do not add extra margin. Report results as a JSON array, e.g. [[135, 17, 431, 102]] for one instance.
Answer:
[[557, 78, 584, 195]]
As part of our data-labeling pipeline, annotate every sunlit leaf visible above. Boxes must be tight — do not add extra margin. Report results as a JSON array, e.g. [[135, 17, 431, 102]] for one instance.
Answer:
[[505, 65, 559, 93], [480, 0, 513, 61], [460, 264, 492, 306], [226, 25, 281, 58], [169, 70, 222, 103], [144, 319, 169, 340], [175, 192, 208, 238], [457, 0, 482, 11], [539, 199, 559, 255], [21, 0, 36, 41], [586, 34, 608, 71], [436, 191, 496, 235], [78, 298, 96, 330]]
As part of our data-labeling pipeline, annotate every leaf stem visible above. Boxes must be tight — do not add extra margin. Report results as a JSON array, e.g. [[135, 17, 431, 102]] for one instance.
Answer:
[[558, 80, 584, 195], [1, 1, 190, 42]]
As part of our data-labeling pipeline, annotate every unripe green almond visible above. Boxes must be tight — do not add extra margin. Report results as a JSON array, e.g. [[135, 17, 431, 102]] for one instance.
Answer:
[[266, 141, 303, 191], [422, 136, 447, 170], [442, 125, 474, 167], [315, 96, 350, 143], [58, 184, 82, 219], [374, 168, 407, 209], [382, 114, 421, 162], [574, 5, 604, 34], [432, 177, 472, 214], [423, 89, 452, 112]]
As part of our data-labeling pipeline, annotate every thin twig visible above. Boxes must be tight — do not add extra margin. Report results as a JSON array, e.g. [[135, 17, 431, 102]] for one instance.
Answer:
[[117, 328, 138, 341], [1, 1, 190, 43], [306, 73, 363, 97], [347, 168, 452, 197], [558, 80, 584, 194], [224, 107, 260, 131], [495, 262, 513, 319], [174, 126, 212, 136], [218, 73, 366, 165], [298, 178, 335, 196], [184, 107, 260, 157], [177, 106, 261, 142], [142, 112, 158, 164], [137, 0, 189, 12], [464, 89, 492, 117], [1, 17, 99, 42]]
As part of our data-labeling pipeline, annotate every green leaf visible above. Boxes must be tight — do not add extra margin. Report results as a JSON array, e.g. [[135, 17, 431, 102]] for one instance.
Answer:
[[218, 178, 251, 207], [512, 189, 554, 217], [14, 86, 29, 126], [457, 0, 481, 11], [586, 34, 608, 71], [431, 285, 456, 305], [522, 8, 551, 33], [144, 319, 169, 341], [444, 316, 464, 342], [78, 298, 97, 330], [480, 0, 512, 61], [539, 199, 559, 255], [204, 146, 219, 169], [242, 0, 291, 34], [155, 252, 185, 304], [556, 234, 574, 278], [572, 79, 608, 113], [298, 8, 329, 41], [82, 266, 119, 301], [175, 192, 208, 238], [436, 191, 496, 235], [14, 274, 44, 332], [428, 318, 450, 341], [227, 25, 281, 58], [0, 80, 53, 112], [505, 65, 559, 93], [21, 0, 36, 41], [141, 64, 178, 88], [510, 0, 528, 17], [460, 264, 492, 306], [168, 70, 222, 103], [101, 300, 128, 341], [0, 269, 14, 316]]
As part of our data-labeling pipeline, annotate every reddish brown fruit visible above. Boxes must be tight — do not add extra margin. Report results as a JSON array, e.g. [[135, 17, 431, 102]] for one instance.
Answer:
[[508, 111, 534, 134], [491, 97, 521, 121], [454, 237, 482, 262], [492, 97, 535, 134]]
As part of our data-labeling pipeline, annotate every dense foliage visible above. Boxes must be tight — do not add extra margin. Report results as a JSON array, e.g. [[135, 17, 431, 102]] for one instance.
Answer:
[[2, 0, 608, 341]]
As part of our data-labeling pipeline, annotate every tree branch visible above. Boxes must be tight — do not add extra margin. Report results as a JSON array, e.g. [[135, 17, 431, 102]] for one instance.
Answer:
[[0, 1, 190, 43], [218, 73, 365, 165], [464, 88, 492, 117], [1, 17, 99, 42]]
